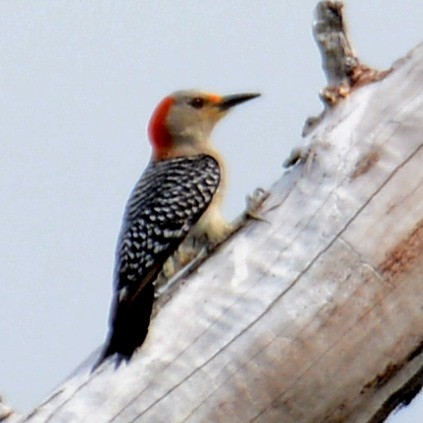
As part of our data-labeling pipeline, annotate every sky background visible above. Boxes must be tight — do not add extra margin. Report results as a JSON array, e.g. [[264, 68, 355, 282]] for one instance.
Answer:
[[0, 1, 422, 420]]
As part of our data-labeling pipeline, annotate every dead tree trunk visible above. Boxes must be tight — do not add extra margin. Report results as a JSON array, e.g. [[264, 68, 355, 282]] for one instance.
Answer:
[[7, 2, 422, 422]]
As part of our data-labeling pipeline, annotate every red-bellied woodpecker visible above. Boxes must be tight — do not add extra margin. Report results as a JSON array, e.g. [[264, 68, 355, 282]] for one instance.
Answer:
[[94, 90, 260, 369]]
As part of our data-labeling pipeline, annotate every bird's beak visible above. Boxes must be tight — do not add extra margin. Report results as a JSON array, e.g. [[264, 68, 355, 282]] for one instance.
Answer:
[[218, 93, 261, 111]]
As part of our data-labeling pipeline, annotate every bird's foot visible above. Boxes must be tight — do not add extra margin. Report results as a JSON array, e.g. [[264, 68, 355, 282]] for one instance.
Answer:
[[244, 187, 270, 223]]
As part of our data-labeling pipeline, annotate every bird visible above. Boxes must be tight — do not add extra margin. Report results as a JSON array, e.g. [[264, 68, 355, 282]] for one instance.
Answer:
[[93, 90, 260, 370]]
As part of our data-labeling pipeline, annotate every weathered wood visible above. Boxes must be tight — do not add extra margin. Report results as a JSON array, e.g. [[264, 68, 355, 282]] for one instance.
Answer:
[[8, 2, 422, 422], [18, 40, 423, 423]]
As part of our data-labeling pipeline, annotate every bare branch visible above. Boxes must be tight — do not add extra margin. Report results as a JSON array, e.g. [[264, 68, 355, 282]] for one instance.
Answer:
[[21, 40, 423, 423], [10, 3, 423, 422]]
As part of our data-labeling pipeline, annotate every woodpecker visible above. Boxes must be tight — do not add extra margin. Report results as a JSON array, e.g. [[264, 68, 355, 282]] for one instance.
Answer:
[[94, 90, 260, 370]]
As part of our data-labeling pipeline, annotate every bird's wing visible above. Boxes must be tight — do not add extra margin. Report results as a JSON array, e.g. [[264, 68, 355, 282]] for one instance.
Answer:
[[101, 154, 220, 361], [117, 153, 221, 293]]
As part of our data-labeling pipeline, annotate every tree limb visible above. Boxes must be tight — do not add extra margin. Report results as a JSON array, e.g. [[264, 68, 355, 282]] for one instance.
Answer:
[[9, 2, 423, 422]]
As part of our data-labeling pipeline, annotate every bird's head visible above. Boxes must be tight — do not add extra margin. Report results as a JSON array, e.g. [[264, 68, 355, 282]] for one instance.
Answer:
[[148, 90, 260, 160]]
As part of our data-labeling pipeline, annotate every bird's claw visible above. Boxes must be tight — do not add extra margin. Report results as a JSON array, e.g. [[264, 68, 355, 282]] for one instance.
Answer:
[[245, 187, 270, 222]]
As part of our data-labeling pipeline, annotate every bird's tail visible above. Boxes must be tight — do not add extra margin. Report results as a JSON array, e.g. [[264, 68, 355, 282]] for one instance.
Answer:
[[91, 282, 155, 372]]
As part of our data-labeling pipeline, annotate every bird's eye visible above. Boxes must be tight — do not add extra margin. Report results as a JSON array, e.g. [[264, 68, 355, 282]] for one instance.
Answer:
[[189, 97, 205, 109]]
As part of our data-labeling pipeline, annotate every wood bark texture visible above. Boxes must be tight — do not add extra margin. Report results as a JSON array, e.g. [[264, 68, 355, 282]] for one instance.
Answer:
[[16, 41, 423, 423], [2, 3, 421, 422]]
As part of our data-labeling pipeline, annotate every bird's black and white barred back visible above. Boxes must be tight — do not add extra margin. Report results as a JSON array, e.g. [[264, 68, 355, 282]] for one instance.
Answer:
[[94, 154, 220, 367], [117, 154, 220, 290]]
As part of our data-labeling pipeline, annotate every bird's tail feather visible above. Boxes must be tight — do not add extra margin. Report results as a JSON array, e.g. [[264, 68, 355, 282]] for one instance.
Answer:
[[91, 282, 155, 372]]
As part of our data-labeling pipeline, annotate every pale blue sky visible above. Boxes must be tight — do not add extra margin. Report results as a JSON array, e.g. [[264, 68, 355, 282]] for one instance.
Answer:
[[0, 1, 422, 419]]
